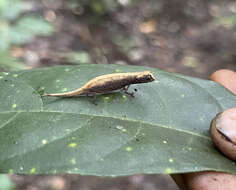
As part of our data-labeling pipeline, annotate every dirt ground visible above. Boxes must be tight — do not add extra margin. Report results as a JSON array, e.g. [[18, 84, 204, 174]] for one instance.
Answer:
[[22, 0, 236, 79], [9, 0, 236, 189]]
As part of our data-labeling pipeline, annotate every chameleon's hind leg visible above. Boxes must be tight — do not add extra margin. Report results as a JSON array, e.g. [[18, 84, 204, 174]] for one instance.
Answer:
[[87, 93, 97, 105], [122, 85, 134, 97]]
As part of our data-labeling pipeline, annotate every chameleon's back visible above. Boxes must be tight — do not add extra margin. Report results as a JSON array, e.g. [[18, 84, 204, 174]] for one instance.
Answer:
[[82, 73, 137, 93]]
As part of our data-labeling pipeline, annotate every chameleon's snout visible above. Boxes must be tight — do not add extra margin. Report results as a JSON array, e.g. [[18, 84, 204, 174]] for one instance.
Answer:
[[136, 71, 155, 82], [148, 71, 155, 81]]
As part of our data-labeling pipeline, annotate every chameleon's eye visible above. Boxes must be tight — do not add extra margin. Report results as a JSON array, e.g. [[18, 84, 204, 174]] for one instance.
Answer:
[[147, 75, 152, 79], [146, 74, 155, 81]]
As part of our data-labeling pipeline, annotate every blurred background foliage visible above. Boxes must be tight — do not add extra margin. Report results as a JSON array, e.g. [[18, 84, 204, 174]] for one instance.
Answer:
[[67, 0, 140, 15], [0, 0, 53, 70], [0, 175, 14, 190], [1, 0, 236, 76], [1, 0, 236, 189]]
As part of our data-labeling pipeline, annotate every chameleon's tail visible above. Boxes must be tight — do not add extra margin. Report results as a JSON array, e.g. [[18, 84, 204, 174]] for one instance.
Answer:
[[42, 87, 85, 97]]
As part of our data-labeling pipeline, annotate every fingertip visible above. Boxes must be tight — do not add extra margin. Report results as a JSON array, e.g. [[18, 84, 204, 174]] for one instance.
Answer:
[[210, 70, 236, 94], [210, 108, 236, 160], [183, 70, 236, 190], [210, 69, 235, 81], [183, 171, 236, 190]]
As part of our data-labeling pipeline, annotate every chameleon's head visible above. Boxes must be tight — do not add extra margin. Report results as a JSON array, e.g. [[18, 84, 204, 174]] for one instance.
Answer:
[[136, 71, 155, 83]]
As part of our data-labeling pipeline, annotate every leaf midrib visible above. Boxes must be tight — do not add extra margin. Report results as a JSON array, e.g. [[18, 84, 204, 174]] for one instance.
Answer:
[[0, 110, 211, 141]]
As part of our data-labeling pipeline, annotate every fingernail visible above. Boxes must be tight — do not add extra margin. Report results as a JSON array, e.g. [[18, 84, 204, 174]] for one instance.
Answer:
[[215, 108, 236, 144]]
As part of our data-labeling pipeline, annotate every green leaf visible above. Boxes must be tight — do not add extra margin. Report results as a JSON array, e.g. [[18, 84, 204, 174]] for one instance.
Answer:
[[67, 51, 91, 64], [0, 64, 235, 175], [0, 0, 25, 20], [0, 51, 27, 71], [0, 175, 14, 190], [213, 15, 236, 28], [113, 35, 137, 53], [0, 21, 10, 50], [9, 16, 53, 45]]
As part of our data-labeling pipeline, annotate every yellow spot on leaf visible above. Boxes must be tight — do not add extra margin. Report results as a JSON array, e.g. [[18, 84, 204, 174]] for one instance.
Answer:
[[168, 158, 174, 163], [126, 146, 132, 152], [116, 125, 127, 132], [165, 168, 172, 174], [56, 79, 60, 82], [115, 69, 122, 72], [66, 129, 71, 133], [69, 143, 77, 148], [65, 68, 70, 72], [0, 76, 3, 79], [104, 96, 110, 100], [12, 104, 17, 109], [42, 139, 47, 145], [71, 158, 76, 165], [163, 140, 167, 144], [30, 168, 36, 174], [181, 94, 185, 98], [116, 125, 123, 130], [122, 128, 127, 132], [188, 147, 192, 151], [62, 88, 68, 92], [122, 95, 127, 99], [3, 72, 9, 75], [52, 170, 57, 174], [8, 169, 14, 174], [13, 74, 18, 78]]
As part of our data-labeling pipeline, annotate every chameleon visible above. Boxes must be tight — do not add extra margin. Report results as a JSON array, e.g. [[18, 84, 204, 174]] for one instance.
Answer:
[[42, 71, 155, 102]]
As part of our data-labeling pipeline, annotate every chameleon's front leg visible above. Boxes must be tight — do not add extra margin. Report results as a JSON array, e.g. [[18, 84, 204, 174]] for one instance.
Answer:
[[122, 85, 134, 97]]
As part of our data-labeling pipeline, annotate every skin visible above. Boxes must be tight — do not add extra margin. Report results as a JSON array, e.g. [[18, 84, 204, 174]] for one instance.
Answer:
[[173, 69, 236, 190], [210, 108, 236, 160]]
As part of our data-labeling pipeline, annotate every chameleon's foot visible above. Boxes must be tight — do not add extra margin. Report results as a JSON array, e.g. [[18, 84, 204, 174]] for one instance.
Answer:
[[87, 93, 97, 105], [123, 85, 135, 97], [123, 85, 130, 91], [124, 91, 135, 97], [91, 99, 97, 105]]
